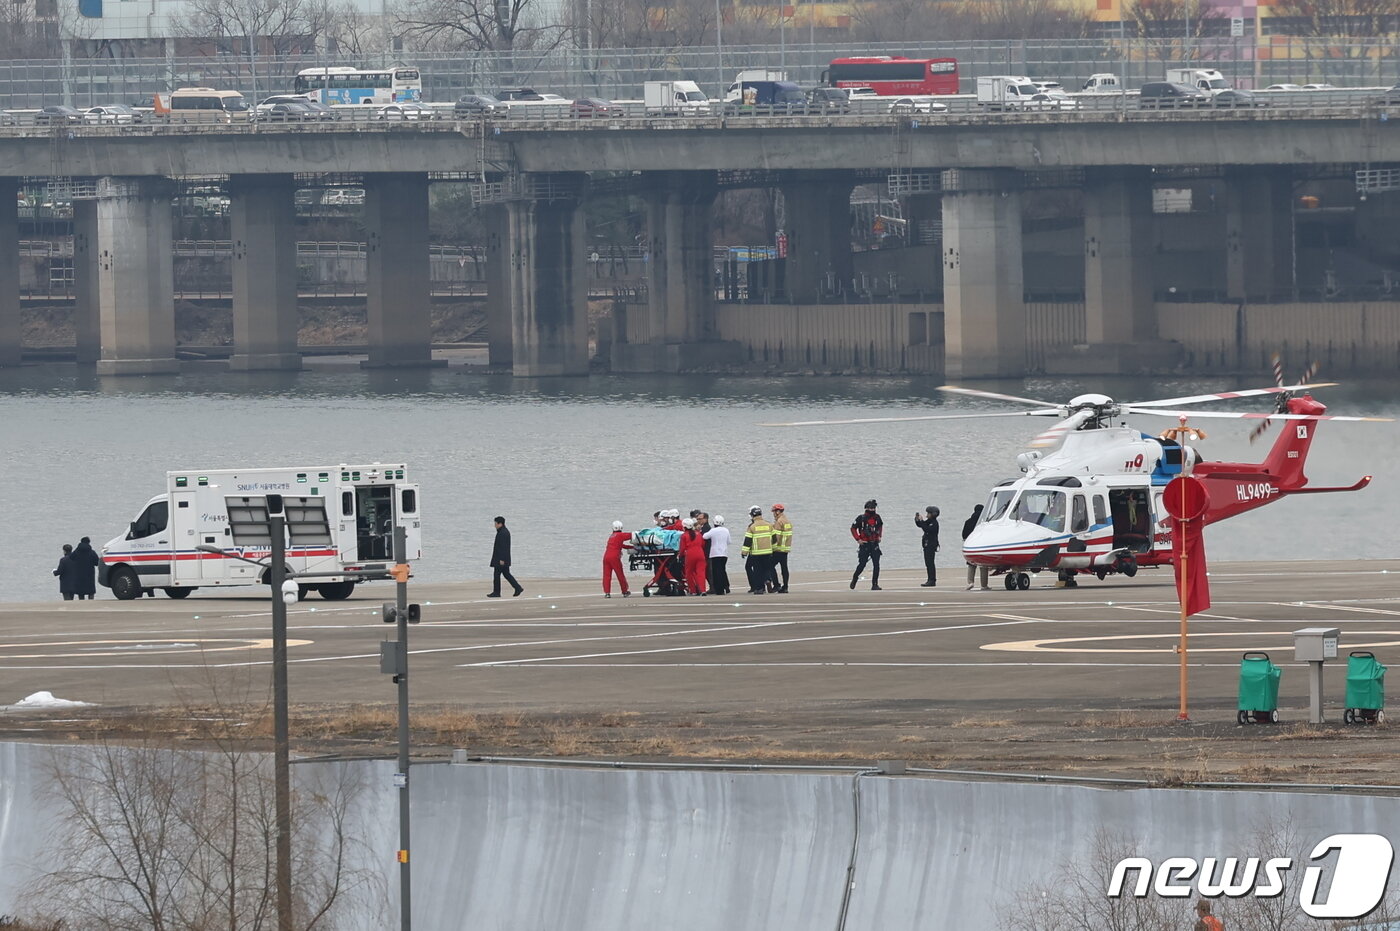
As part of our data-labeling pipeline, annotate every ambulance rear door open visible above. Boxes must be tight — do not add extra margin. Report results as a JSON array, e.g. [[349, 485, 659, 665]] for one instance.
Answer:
[[339, 482, 420, 563]]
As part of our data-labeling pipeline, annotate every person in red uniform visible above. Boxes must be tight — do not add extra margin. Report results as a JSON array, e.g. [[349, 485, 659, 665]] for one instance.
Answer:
[[850, 498, 884, 591], [681, 518, 708, 595], [603, 520, 632, 598]]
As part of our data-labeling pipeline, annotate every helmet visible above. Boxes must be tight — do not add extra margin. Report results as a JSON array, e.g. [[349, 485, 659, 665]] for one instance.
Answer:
[[749, 505, 762, 517], [667, 509, 679, 519], [682, 518, 695, 529], [865, 499, 878, 510], [612, 520, 624, 531], [925, 506, 939, 517], [771, 503, 785, 512], [713, 515, 725, 526]]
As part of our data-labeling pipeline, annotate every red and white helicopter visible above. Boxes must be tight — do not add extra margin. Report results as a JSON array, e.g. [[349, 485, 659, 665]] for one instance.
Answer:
[[943, 378, 1386, 590], [777, 365, 1388, 590]]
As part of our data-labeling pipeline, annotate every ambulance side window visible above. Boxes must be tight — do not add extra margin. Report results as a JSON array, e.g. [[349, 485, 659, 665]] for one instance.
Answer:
[[401, 489, 417, 515], [1093, 496, 1107, 525], [341, 491, 354, 518], [1071, 495, 1088, 533], [127, 501, 169, 539]]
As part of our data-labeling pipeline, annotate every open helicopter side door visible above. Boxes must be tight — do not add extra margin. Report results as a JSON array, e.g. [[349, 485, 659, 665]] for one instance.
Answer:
[[1107, 487, 1152, 554]]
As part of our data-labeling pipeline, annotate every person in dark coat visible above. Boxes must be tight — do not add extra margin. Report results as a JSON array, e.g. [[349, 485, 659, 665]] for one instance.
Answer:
[[962, 505, 989, 591], [53, 543, 77, 600], [915, 505, 940, 587], [488, 516, 523, 598], [849, 499, 884, 591], [70, 536, 100, 600]]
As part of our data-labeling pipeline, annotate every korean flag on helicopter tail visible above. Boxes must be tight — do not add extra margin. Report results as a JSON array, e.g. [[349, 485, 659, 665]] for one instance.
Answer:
[[1165, 475, 1212, 617]]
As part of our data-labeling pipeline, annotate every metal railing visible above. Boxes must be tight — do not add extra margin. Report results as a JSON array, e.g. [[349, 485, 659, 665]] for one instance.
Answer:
[[3, 38, 1400, 109]]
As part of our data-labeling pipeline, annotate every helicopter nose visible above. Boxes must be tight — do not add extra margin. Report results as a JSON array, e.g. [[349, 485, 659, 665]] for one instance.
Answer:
[[963, 521, 1058, 567]]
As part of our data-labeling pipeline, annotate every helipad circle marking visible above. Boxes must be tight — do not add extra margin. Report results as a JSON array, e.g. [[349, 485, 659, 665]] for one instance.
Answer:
[[0, 638, 313, 659], [982, 631, 1400, 654]]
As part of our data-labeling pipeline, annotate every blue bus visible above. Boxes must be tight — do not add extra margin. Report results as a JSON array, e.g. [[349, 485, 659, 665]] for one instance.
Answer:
[[292, 66, 422, 105]]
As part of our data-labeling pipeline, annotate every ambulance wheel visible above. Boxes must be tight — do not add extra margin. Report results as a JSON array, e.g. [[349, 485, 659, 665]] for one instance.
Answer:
[[1004, 574, 1017, 591], [110, 567, 142, 601], [163, 587, 193, 599], [1121, 558, 1138, 578], [1237, 710, 1248, 725], [297, 584, 311, 602], [1016, 573, 1031, 591], [1344, 709, 1356, 725], [316, 581, 355, 601]]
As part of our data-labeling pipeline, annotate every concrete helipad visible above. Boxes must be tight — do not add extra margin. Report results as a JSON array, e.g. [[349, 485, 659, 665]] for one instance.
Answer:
[[3, 560, 1398, 715]]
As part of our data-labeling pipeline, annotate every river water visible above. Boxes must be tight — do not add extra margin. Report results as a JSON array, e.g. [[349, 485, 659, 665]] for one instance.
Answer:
[[4, 364, 1398, 604]]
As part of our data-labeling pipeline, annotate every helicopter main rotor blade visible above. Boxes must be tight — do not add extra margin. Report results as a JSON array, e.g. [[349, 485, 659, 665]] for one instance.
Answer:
[[1029, 409, 1096, 448], [761, 410, 1062, 427], [937, 385, 1065, 408], [1125, 408, 1391, 422], [1127, 383, 1338, 409]]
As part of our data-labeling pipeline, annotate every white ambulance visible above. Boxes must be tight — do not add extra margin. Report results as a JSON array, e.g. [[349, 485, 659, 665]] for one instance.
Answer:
[[99, 464, 421, 601]]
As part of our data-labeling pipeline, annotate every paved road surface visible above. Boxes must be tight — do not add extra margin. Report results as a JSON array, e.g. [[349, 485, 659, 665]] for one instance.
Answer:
[[3, 560, 1397, 716]]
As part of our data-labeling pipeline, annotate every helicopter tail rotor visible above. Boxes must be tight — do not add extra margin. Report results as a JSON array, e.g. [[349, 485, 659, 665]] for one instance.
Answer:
[[1248, 355, 1317, 444]]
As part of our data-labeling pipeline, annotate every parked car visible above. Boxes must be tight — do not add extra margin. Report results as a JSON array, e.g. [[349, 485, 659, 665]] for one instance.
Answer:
[[36, 105, 83, 125], [377, 102, 435, 120], [569, 97, 622, 117], [805, 86, 850, 112], [453, 93, 503, 116], [84, 105, 142, 124], [1212, 89, 1266, 108], [1137, 82, 1211, 109]]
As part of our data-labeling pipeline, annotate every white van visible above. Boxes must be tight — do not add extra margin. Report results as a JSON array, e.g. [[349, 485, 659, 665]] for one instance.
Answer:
[[168, 87, 251, 121], [99, 464, 421, 601]]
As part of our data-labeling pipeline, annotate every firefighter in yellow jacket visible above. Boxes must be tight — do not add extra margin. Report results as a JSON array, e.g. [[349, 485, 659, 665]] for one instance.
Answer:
[[770, 504, 793, 593], [740, 506, 775, 595]]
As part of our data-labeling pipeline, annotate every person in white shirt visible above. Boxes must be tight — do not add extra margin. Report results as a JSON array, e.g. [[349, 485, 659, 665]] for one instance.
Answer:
[[703, 515, 731, 596]]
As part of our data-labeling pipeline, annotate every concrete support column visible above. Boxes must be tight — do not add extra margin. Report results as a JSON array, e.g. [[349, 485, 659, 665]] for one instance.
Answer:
[[484, 205, 512, 370], [1226, 168, 1295, 301], [645, 171, 718, 343], [780, 171, 855, 303], [941, 169, 1025, 379], [1084, 167, 1155, 345], [364, 173, 436, 368], [95, 177, 178, 376], [229, 174, 301, 371], [0, 178, 18, 367], [73, 199, 100, 364], [502, 176, 590, 376]]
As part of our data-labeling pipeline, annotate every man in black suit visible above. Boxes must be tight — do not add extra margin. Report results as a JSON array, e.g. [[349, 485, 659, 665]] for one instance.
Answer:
[[488, 516, 524, 598]]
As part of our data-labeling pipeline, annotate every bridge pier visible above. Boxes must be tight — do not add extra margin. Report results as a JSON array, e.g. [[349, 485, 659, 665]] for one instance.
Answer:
[[484, 207, 512, 370], [780, 171, 856, 302], [73, 201, 100, 365], [941, 168, 1025, 379], [95, 177, 179, 376], [229, 175, 301, 372], [1226, 167, 1294, 301], [0, 178, 18, 367], [1084, 167, 1155, 345], [363, 173, 440, 368], [500, 174, 590, 377]]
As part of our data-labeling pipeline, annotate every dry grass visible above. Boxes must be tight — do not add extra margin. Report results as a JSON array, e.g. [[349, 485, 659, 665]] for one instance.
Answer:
[[1068, 711, 1164, 729], [950, 717, 1014, 729]]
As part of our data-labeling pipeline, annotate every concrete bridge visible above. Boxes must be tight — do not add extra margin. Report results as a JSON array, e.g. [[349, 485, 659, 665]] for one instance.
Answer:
[[0, 105, 1395, 376]]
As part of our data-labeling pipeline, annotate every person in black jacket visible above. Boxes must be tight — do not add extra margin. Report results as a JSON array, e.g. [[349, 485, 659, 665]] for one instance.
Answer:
[[53, 543, 77, 600], [488, 516, 524, 598], [70, 536, 100, 600], [849, 499, 884, 591], [962, 505, 989, 591], [915, 506, 940, 587]]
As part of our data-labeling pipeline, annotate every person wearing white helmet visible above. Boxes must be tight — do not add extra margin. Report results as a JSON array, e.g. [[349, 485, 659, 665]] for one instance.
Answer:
[[703, 515, 731, 595], [681, 518, 707, 595], [602, 519, 633, 598]]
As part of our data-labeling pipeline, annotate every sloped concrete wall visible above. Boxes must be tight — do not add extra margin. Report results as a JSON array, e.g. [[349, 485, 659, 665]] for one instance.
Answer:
[[4, 742, 1400, 929]]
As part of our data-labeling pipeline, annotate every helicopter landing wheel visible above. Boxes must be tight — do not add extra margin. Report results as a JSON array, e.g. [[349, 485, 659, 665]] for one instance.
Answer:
[[1095, 568, 1108, 581], [1004, 574, 1017, 591], [1015, 572, 1031, 591]]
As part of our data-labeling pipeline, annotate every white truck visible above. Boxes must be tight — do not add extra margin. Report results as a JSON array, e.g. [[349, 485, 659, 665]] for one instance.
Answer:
[[1081, 73, 1124, 93], [1165, 68, 1230, 95], [644, 80, 709, 115], [723, 69, 787, 102], [976, 75, 1042, 109], [99, 464, 421, 601]]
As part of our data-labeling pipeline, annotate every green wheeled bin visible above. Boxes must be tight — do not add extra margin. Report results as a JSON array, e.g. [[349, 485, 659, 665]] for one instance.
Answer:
[[1343, 651, 1386, 725], [1238, 651, 1282, 724]]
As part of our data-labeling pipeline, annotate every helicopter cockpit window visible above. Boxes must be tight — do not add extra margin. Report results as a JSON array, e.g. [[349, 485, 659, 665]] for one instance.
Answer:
[[1072, 495, 1089, 533], [985, 489, 1016, 522], [1012, 489, 1066, 532]]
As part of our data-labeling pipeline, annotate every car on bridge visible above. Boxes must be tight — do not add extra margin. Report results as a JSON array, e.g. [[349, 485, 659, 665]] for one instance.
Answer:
[[377, 102, 437, 120], [36, 105, 83, 125], [251, 102, 321, 122], [1211, 89, 1267, 108], [569, 97, 623, 118], [806, 86, 851, 112], [1137, 82, 1211, 109], [84, 105, 143, 124], [454, 94, 504, 116]]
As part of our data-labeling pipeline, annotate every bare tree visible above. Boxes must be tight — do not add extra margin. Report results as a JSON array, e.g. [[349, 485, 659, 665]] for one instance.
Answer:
[[577, 0, 715, 54], [1267, 0, 1400, 76], [392, 0, 568, 51], [170, 0, 348, 96], [0, 0, 62, 60], [1124, 0, 1226, 60], [23, 712, 380, 931], [972, 0, 1098, 39]]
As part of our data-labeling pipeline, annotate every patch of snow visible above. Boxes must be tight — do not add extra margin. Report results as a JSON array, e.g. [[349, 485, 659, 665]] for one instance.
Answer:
[[11, 691, 95, 709]]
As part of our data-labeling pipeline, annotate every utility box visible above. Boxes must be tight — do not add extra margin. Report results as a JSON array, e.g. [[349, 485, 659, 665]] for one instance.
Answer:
[[1294, 627, 1340, 662]]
